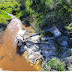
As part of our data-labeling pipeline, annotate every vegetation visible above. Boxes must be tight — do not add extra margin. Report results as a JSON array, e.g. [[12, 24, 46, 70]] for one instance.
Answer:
[[42, 62, 51, 71], [66, 23, 72, 32], [48, 58, 65, 71], [0, 0, 20, 25], [0, 0, 72, 71], [17, 0, 72, 33], [0, 11, 11, 25], [42, 58, 65, 71], [0, 0, 71, 32]]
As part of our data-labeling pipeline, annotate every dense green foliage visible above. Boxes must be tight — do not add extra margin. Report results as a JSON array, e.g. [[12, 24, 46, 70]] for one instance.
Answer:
[[48, 58, 65, 71], [0, 0, 72, 31], [17, 0, 72, 33], [42, 58, 65, 71], [0, 11, 11, 25], [0, 0, 21, 25]]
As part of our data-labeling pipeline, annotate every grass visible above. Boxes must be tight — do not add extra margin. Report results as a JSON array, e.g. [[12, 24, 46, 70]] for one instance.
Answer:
[[0, 10, 12, 25], [0, 1, 20, 25]]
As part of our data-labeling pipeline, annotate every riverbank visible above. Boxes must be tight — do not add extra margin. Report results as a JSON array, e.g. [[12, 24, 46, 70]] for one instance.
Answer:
[[0, 15, 41, 71]]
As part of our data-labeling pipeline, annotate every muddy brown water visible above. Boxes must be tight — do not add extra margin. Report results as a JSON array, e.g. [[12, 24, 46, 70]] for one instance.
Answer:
[[0, 18, 41, 71]]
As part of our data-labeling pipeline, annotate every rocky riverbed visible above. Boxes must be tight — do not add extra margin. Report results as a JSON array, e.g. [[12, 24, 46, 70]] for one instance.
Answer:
[[16, 26, 72, 65]]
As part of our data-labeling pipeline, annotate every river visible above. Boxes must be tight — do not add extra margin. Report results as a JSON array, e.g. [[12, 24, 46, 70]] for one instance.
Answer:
[[0, 14, 41, 71]]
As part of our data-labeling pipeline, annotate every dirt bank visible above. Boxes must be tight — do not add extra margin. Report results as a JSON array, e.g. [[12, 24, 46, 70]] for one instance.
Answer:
[[0, 17, 41, 71]]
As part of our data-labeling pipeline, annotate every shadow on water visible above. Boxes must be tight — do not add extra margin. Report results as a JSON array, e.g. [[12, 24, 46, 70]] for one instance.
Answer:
[[16, 45, 24, 56], [0, 24, 7, 36]]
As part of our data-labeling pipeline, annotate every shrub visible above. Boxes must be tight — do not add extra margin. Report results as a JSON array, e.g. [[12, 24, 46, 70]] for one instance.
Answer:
[[42, 58, 65, 71], [48, 58, 65, 71], [42, 62, 51, 71], [0, 11, 12, 25], [66, 23, 72, 32], [0, 0, 21, 25], [25, 0, 71, 33]]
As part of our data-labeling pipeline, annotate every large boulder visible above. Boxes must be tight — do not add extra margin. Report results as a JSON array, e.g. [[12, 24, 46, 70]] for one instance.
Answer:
[[17, 29, 26, 41], [30, 34, 41, 43], [17, 39, 23, 46], [28, 52, 43, 64], [26, 45, 40, 54], [65, 56, 72, 63], [18, 29, 26, 37]]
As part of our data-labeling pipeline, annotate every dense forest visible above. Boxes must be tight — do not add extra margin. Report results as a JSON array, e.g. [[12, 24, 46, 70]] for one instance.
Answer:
[[0, 0, 72, 32], [0, 0, 72, 71]]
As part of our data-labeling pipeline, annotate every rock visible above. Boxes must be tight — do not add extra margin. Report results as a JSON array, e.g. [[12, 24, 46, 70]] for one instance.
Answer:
[[17, 29, 26, 41], [43, 41, 54, 45], [28, 30, 32, 33], [26, 41, 33, 46], [0, 56, 4, 59], [24, 45, 28, 50], [17, 40, 23, 46], [41, 37, 54, 41], [28, 54, 38, 63], [28, 52, 43, 63], [40, 44, 49, 49], [34, 51, 41, 55], [27, 49, 34, 55], [21, 48, 25, 52], [61, 41, 68, 46], [27, 44, 39, 51], [20, 45, 27, 52], [40, 44, 55, 50], [62, 36, 70, 41], [17, 36, 23, 41], [27, 48, 39, 55], [49, 45, 56, 50], [20, 45, 24, 48], [70, 48, 72, 53], [28, 54, 36, 60], [23, 35, 29, 40], [30, 34, 40, 43], [18, 30, 25, 36], [11, 57, 15, 61], [41, 50, 56, 57], [66, 56, 72, 63], [61, 48, 71, 58]]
